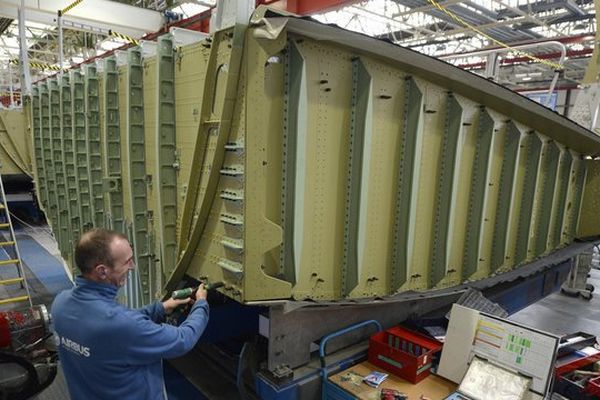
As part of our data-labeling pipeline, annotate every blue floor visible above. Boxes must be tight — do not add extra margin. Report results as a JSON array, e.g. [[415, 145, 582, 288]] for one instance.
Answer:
[[16, 233, 73, 297]]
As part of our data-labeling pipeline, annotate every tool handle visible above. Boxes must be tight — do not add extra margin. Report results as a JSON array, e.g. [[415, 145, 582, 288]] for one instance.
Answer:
[[171, 282, 224, 299]]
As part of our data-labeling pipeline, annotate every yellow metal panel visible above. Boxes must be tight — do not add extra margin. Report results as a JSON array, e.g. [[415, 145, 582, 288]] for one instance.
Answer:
[[562, 154, 585, 244], [476, 113, 508, 278], [118, 65, 132, 230], [577, 160, 600, 238], [444, 98, 479, 285], [173, 42, 210, 244], [405, 82, 447, 291], [0, 109, 29, 175]]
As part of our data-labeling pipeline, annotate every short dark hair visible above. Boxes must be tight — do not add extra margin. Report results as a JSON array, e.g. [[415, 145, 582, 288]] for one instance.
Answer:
[[75, 229, 128, 274]]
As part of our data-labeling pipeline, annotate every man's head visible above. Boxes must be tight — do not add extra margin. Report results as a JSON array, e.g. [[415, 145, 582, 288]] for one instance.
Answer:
[[75, 229, 135, 287]]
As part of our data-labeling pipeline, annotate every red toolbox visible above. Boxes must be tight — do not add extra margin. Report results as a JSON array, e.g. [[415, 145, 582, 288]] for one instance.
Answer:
[[368, 326, 443, 384]]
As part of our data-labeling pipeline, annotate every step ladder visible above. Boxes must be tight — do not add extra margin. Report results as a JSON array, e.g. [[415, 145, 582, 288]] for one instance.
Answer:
[[0, 174, 32, 307]]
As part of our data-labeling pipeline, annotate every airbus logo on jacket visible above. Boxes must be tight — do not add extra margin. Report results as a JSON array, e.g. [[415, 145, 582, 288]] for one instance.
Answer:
[[51, 277, 209, 400]]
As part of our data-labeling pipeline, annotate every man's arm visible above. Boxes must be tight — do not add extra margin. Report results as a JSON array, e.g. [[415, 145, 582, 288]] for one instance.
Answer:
[[121, 299, 210, 365], [137, 301, 166, 322]]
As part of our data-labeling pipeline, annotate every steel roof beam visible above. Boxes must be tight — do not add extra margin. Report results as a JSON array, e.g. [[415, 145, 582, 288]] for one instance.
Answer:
[[0, 0, 163, 38]]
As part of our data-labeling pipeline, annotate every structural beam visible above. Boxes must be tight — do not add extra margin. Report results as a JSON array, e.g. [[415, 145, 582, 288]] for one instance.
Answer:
[[0, 0, 162, 38]]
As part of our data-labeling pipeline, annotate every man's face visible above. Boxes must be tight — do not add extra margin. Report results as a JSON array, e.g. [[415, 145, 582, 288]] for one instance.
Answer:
[[105, 237, 135, 287]]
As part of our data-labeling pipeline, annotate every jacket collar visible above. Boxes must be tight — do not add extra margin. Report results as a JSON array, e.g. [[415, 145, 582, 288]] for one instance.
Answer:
[[74, 276, 119, 300]]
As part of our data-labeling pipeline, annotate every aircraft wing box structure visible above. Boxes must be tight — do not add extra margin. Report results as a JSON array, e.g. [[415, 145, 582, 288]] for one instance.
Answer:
[[27, 8, 600, 305]]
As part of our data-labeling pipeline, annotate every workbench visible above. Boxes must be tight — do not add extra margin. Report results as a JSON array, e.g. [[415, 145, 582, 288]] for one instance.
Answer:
[[327, 361, 457, 399]]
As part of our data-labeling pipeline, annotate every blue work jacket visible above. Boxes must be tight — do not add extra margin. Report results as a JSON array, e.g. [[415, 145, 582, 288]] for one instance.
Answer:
[[51, 276, 209, 400]]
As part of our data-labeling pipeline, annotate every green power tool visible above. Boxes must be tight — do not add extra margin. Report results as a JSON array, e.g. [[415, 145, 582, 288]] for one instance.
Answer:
[[171, 282, 224, 299]]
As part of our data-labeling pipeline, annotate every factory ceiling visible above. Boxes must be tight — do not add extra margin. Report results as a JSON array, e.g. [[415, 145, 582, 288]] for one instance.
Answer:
[[0, 0, 594, 98]]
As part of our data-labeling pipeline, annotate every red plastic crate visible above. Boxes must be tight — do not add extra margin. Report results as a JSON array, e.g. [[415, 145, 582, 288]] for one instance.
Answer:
[[587, 376, 600, 396], [368, 326, 443, 384]]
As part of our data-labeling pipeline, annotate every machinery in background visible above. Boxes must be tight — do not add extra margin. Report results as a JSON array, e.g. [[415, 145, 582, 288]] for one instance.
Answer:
[[0, 305, 57, 400]]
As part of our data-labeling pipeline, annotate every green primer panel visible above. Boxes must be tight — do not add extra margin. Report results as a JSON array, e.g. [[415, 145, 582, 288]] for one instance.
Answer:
[[156, 35, 179, 280], [490, 122, 520, 272], [128, 48, 151, 303], [103, 57, 125, 233], [47, 80, 61, 243], [514, 133, 542, 264], [280, 40, 304, 285], [32, 87, 48, 211], [60, 74, 79, 239], [549, 150, 572, 248], [390, 76, 422, 291], [533, 141, 560, 255], [342, 58, 371, 296], [568, 160, 587, 239], [430, 94, 462, 287], [85, 65, 105, 228], [462, 108, 494, 279], [462, 107, 494, 279], [52, 77, 70, 256], [60, 74, 77, 263], [73, 71, 93, 231]]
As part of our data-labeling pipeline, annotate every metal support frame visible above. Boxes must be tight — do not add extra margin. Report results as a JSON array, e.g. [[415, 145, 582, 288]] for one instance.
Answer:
[[17, 1, 31, 96], [1, 0, 163, 39], [280, 40, 303, 286], [60, 73, 80, 254], [32, 86, 48, 210], [50, 78, 69, 254], [390, 77, 422, 292], [490, 122, 520, 272], [341, 57, 370, 297], [127, 47, 151, 303], [72, 70, 92, 232], [156, 35, 178, 282], [430, 93, 462, 287], [515, 132, 543, 264], [103, 56, 124, 233], [84, 64, 104, 228], [462, 108, 494, 279]]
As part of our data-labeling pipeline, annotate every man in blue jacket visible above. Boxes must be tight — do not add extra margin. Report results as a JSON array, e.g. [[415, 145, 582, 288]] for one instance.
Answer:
[[52, 228, 209, 400]]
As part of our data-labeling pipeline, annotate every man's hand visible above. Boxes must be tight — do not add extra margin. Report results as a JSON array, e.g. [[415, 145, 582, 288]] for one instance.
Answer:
[[162, 297, 192, 315], [195, 283, 207, 301]]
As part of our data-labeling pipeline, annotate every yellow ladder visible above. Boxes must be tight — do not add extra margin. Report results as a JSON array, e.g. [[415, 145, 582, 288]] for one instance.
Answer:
[[0, 175, 32, 307]]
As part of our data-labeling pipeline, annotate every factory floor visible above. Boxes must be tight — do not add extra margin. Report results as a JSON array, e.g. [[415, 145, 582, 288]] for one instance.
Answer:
[[4, 225, 598, 400]]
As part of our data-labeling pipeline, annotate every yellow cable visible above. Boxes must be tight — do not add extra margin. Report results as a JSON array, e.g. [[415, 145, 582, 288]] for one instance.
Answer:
[[426, 0, 564, 70]]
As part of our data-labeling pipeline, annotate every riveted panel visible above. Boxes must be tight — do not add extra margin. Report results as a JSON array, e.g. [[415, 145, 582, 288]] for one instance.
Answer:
[[103, 57, 125, 233], [514, 132, 542, 265], [430, 93, 462, 287], [390, 77, 422, 292], [280, 40, 304, 286], [532, 141, 560, 255], [566, 158, 587, 240], [49, 79, 64, 248], [32, 87, 48, 212], [142, 53, 158, 298], [24, 14, 600, 306], [490, 122, 520, 272], [127, 47, 151, 303], [85, 65, 105, 228], [462, 108, 494, 280], [577, 160, 600, 238], [156, 34, 179, 281], [60, 74, 76, 263], [341, 57, 371, 296], [548, 149, 572, 249], [72, 71, 93, 231]]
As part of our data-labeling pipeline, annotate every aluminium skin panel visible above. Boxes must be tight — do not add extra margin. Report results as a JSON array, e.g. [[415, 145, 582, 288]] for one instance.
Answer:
[[23, 12, 600, 304]]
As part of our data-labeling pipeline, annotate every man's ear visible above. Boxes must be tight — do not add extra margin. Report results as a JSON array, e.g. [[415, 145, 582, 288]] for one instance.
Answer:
[[94, 264, 108, 279]]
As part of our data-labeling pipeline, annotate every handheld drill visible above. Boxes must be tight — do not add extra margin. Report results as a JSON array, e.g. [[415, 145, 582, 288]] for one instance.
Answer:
[[171, 281, 224, 299]]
